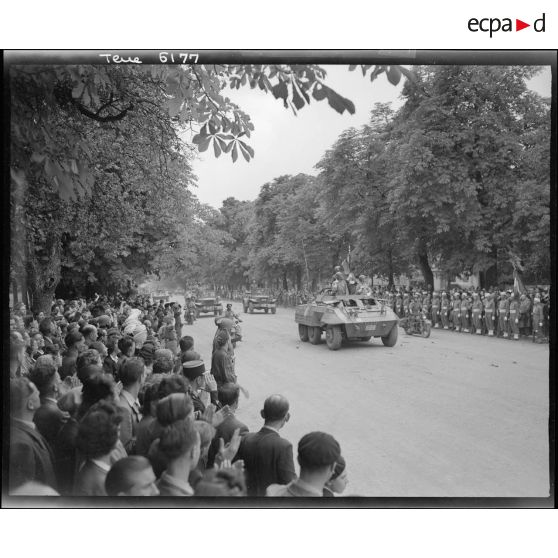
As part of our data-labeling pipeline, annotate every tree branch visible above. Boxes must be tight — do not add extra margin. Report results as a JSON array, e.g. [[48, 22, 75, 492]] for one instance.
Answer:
[[73, 99, 133, 122]]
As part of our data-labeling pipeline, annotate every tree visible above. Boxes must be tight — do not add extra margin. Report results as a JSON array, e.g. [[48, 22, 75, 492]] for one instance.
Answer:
[[316, 104, 411, 286], [387, 65, 551, 287], [10, 62, 409, 310]]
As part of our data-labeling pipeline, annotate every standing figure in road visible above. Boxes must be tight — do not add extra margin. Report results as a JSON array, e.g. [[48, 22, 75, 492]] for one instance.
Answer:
[[518, 294, 532, 338], [395, 291, 404, 318], [403, 290, 411, 318], [471, 292, 484, 335], [421, 292, 431, 323], [431, 291, 440, 328], [452, 292, 462, 332], [497, 291, 509, 338], [531, 296, 545, 343], [440, 292, 450, 329], [508, 293, 520, 341], [483, 293, 496, 336], [460, 293, 471, 333]]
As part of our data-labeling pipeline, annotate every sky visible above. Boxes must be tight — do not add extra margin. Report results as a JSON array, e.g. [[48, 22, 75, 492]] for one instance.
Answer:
[[189, 65, 552, 209]]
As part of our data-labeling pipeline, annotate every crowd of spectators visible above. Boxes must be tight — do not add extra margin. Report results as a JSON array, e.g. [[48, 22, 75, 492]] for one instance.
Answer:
[[8, 294, 347, 498]]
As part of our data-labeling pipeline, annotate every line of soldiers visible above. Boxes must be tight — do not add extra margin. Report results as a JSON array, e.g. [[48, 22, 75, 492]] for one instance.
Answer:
[[385, 289, 549, 343]]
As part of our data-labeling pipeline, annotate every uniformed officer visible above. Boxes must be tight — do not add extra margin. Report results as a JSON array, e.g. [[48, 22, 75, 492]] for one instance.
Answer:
[[460, 292, 471, 333], [440, 291, 450, 329], [483, 293, 496, 336], [395, 291, 404, 318], [452, 292, 462, 331], [497, 291, 510, 338], [508, 293, 520, 340], [471, 292, 484, 335], [518, 294, 532, 338], [421, 291, 431, 322], [531, 296, 545, 343], [403, 290, 411, 317], [431, 291, 440, 328]]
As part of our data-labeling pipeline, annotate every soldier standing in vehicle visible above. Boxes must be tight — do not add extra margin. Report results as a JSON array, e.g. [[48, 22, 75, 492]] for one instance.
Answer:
[[483, 292, 496, 336], [333, 272, 348, 295]]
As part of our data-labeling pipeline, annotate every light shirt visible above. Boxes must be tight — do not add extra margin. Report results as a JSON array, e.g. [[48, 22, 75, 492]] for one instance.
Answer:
[[90, 459, 111, 473], [121, 389, 139, 409]]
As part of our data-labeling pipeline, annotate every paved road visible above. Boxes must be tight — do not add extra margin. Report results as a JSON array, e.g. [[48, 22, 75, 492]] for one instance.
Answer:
[[174, 296, 550, 497]]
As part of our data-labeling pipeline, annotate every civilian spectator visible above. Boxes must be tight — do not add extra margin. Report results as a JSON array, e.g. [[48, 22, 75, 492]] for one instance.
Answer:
[[117, 357, 146, 453], [157, 418, 200, 496], [9, 377, 57, 492], [266, 432, 341, 497], [74, 401, 123, 496], [105, 456, 159, 496], [235, 394, 295, 496]]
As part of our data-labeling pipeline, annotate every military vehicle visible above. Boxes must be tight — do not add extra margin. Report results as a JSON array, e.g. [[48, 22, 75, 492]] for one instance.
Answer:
[[243, 291, 277, 314], [294, 290, 399, 350], [152, 291, 170, 303], [195, 294, 223, 317]]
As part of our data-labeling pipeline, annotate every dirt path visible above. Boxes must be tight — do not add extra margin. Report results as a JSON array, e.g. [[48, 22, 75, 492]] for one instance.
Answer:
[[175, 297, 550, 497]]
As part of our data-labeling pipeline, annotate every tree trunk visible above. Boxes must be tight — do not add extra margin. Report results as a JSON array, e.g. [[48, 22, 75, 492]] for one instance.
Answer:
[[416, 240, 434, 289], [26, 233, 62, 314], [387, 249, 394, 288], [12, 279, 19, 305]]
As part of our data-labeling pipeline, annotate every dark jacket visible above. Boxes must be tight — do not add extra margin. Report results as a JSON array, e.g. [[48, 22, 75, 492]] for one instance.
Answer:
[[235, 426, 296, 497], [207, 413, 249, 468], [33, 399, 67, 449], [9, 419, 57, 492]]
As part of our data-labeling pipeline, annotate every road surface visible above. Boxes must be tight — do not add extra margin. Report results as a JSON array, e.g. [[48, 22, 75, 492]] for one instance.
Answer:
[[173, 297, 550, 497]]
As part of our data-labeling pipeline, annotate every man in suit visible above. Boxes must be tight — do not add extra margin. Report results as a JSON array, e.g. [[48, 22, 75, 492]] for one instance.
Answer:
[[28, 359, 67, 450], [9, 377, 58, 493], [207, 383, 249, 467], [117, 357, 145, 453], [235, 394, 295, 496]]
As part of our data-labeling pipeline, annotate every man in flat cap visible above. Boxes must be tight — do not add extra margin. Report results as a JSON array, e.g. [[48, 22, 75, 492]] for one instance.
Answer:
[[266, 431, 341, 497]]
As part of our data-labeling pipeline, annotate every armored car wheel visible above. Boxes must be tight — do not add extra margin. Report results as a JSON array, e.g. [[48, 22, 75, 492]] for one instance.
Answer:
[[298, 324, 309, 342], [381, 324, 399, 347], [325, 325, 342, 350], [308, 326, 322, 345]]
